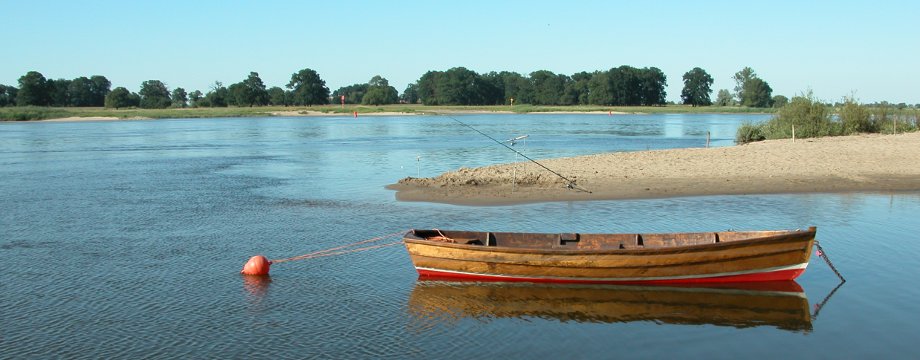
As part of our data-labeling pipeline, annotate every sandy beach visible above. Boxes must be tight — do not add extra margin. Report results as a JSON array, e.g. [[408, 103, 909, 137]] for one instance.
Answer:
[[389, 132, 920, 205], [39, 116, 150, 122], [268, 110, 419, 117]]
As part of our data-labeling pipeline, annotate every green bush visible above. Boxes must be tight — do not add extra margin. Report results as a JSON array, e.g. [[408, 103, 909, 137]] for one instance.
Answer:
[[734, 91, 920, 143], [735, 122, 766, 144], [839, 96, 875, 135], [763, 92, 833, 139]]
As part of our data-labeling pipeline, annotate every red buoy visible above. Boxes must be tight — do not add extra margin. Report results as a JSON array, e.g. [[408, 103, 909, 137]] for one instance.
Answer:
[[241, 255, 272, 275]]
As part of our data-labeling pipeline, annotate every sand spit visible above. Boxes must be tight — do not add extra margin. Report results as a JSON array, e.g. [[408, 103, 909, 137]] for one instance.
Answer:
[[389, 132, 920, 205]]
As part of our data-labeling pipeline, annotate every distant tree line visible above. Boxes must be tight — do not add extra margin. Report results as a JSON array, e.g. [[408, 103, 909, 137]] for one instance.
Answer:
[[5, 66, 918, 110], [0, 68, 332, 109], [331, 75, 399, 106], [0, 71, 111, 107], [405, 66, 668, 106]]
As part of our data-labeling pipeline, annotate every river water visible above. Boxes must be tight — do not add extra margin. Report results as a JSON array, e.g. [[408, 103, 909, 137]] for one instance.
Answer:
[[2, 114, 918, 358]]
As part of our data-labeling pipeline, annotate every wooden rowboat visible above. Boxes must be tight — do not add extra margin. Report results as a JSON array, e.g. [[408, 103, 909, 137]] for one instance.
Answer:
[[408, 279, 812, 332], [402, 227, 816, 284]]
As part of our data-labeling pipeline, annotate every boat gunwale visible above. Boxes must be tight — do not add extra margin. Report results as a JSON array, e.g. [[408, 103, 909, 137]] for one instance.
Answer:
[[403, 228, 816, 256]]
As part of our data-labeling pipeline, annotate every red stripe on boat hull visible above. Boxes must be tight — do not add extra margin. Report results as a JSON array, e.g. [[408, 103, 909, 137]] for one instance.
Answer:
[[416, 267, 806, 285]]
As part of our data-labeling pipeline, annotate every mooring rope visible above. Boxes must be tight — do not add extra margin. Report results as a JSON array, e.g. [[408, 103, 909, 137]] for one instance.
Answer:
[[815, 240, 846, 282], [271, 230, 406, 264], [809, 240, 846, 320], [445, 115, 592, 193]]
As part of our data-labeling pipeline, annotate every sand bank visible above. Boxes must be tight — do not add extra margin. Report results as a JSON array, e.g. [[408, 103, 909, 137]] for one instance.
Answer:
[[389, 132, 920, 205], [269, 110, 419, 117], [40, 116, 150, 122]]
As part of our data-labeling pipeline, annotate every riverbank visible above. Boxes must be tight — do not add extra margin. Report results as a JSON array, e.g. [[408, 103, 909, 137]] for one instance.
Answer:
[[0, 104, 770, 121], [389, 132, 920, 205]]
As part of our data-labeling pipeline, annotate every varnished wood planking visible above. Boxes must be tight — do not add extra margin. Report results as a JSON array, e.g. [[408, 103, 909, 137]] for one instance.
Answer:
[[404, 228, 815, 280]]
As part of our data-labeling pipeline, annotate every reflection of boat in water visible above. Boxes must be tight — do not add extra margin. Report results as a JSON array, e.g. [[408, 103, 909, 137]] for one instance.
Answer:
[[408, 278, 812, 332]]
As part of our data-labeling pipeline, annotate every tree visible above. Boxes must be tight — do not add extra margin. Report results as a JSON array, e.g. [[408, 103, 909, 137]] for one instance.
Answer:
[[362, 75, 398, 105], [227, 82, 245, 106], [529, 70, 566, 105], [104, 87, 133, 109], [17, 71, 50, 106], [400, 82, 419, 104], [733, 67, 756, 103], [362, 87, 388, 106], [415, 67, 491, 105], [68, 77, 95, 106], [0, 84, 18, 106], [267, 86, 287, 106], [638, 67, 667, 106], [561, 72, 592, 105], [416, 70, 442, 105], [128, 92, 141, 107], [89, 75, 111, 106], [239, 72, 269, 107], [441, 67, 484, 105], [741, 78, 773, 107], [283, 90, 295, 106], [478, 72, 505, 105], [47, 78, 72, 107], [587, 71, 613, 105], [188, 90, 203, 107], [139, 80, 171, 108], [204, 81, 228, 107], [332, 83, 368, 104], [171, 87, 188, 108], [287, 68, 329, 105], [715, 89, 734, 106], [497, 71, 532, 105], [680, 67, 714, 106], [772, 95, 788, 108], [608, 66, 640, 105]]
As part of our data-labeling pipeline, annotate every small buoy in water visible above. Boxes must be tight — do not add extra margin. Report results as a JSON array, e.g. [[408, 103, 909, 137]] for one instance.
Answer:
[[241, 255, 272, 275]]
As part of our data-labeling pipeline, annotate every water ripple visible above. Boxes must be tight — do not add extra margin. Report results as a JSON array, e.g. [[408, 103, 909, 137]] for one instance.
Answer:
[[2, 116, 919, 358]]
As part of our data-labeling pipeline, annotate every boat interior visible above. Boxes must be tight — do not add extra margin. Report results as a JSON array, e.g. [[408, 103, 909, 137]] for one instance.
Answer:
[[409, 229, 805, 250]]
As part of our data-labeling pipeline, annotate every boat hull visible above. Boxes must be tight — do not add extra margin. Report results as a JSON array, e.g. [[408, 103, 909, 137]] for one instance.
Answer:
[[403, 228, 815, 284]]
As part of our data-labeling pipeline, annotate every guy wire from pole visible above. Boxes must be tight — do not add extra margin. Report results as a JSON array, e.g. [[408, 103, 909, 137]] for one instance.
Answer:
[[445, 115, 591, 193]]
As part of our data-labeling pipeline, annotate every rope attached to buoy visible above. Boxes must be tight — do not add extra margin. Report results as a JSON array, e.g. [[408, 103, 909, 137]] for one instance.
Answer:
[[241, 230, 406, 275]]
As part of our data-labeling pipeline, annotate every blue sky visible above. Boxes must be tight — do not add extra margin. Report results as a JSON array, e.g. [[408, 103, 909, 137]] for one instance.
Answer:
[[3, 0, 918, 104]]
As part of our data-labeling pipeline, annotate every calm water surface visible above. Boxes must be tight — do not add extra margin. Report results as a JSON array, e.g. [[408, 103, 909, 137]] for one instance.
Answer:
[[2, 114, 918, 358]]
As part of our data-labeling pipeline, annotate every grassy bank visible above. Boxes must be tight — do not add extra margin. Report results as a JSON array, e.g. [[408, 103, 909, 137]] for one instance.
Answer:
[[1, 104, 772, 121], [0, 106, 286, 121]]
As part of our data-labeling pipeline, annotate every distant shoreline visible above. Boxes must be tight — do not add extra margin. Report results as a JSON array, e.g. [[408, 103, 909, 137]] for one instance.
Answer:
[[390, 132, 920, 205], [0, 104, 772, 122], [37, 110, 637, 122]]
